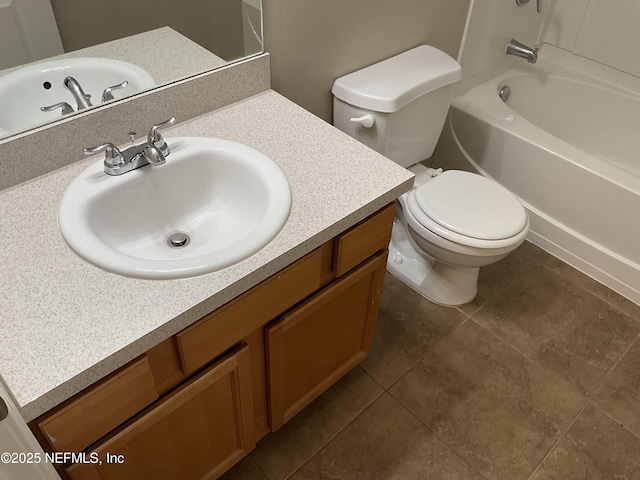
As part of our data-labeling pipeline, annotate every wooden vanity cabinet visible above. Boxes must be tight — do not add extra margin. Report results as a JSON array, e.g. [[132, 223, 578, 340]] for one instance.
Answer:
[[267, 251, 387, 430], [66, 346, 254, 480], [31, 203, 395, 480]]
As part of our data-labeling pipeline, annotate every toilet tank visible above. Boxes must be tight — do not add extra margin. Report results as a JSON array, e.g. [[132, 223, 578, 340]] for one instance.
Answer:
[[331, 46, 461, 168]]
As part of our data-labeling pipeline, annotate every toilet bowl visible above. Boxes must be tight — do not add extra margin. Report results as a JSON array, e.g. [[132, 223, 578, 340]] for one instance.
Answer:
[[387, 165, 529, 305], [331, 45, 529, 306]]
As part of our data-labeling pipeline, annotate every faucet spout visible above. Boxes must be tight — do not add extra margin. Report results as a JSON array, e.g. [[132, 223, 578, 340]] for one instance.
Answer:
[[64, 76, 93, 110], [142, 145, 166, 166], [505, 39, 538, 64]]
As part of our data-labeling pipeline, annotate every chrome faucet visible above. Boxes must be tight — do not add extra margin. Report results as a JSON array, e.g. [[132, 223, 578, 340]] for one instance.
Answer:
[[64, 76, 93, 110], [505, 39, 538, 64], [84, 117, 176, 176], [41, 79, 130, 116]]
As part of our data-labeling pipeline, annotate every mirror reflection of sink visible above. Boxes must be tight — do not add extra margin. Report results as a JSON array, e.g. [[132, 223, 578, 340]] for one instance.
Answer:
[[58, 137, 292, 279], [0, 58, 155, 135]]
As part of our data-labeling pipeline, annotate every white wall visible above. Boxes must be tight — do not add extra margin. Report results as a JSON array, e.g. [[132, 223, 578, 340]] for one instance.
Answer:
[[541, 0, 640, 78]]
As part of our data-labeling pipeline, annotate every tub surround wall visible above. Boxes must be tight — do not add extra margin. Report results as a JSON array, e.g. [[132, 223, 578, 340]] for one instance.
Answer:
[[0, 53, 270, 191], [262, 0, 470, 123], [457, 0, 547, 78], [458, 0, 640, 83], [542, 0, 640, 78]]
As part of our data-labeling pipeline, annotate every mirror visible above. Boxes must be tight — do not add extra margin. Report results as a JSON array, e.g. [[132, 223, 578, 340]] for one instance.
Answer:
[[0, 0, 263, 140]]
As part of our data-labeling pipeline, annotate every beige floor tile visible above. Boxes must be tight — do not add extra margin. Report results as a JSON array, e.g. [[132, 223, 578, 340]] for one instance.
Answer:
[[390, 320, 584, 480], [290, 393, 484, 480], [473, 264, 640, 395], [360, 274, 466, 388], [250, 367, 383, 480], [592, 337, 640, 437], [530, 404, 640, 480], [458, 240, 543, 316], [538, 252, 640, 322]]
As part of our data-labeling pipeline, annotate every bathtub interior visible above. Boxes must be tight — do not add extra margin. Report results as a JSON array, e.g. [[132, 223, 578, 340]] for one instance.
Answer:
[[499, 73, 640, 177]]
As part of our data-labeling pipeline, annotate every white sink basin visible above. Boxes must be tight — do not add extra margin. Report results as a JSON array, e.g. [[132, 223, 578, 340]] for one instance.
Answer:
[[0, 57, 155, 135], [58, 137, 292, 279]]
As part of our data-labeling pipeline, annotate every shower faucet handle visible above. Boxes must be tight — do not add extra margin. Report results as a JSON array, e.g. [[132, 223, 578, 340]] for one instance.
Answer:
[[515, 0, 542, 13]]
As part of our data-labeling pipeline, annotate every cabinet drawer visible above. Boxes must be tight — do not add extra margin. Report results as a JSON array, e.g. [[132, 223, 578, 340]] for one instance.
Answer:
[[267, 251, 387, 430], [67, 345, 254, 480], [333, 203, 396, 276], [35, 357, 158, 454], [177, 246, 324, 375]]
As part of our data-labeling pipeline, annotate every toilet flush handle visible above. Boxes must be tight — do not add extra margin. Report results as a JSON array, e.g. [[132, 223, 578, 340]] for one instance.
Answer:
[[350, 114, 375, 128]]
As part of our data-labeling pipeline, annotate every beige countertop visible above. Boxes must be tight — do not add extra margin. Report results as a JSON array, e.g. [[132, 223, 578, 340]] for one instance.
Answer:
[[0, 90, 413, 422], [0, 27, 226, 87]]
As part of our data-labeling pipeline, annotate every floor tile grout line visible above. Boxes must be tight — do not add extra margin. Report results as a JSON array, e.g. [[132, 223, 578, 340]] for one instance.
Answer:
[[245, 454, 271, 480], [588, 401, 640, 442], [468, 260, 640, 403], [385, 387, 490, 480], [467, 317, 590, 398], [524, 398, 591, 480], [590, 328, 640, 398], [536, 256, 640, 325], [379, 314, 472, 394], [585, 328, 640, 441], [279, 378, 386, 480], [461, 246, 542, 319]]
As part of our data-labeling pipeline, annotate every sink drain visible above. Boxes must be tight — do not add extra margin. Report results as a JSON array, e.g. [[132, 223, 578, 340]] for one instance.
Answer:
[[167, 232, 191, 248]]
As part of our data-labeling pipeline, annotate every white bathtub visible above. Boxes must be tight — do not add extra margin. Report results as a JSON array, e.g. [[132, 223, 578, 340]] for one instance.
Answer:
[[434, 55, 640, 305]]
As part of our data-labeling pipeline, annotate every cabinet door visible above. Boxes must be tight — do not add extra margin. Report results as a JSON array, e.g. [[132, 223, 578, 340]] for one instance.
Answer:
[[67, 345, 254, 480], [267, 251, 387, 431]]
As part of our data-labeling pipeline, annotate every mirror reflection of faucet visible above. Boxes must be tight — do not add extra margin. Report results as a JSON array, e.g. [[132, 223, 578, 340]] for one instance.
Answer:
[[64, 76, 93, 109], [40, 77, 130, 116]]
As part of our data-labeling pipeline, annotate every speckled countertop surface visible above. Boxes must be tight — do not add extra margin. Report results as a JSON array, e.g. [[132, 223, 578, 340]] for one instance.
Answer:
[[0, 90, 413, 422], [0, 27, 226, 87]]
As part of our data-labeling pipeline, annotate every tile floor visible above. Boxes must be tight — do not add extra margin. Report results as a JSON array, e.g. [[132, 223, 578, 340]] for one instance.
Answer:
[[222, 241, 640, 480]]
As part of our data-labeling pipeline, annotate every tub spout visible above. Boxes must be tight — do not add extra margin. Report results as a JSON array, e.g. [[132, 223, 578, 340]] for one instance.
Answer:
[[506, 39, 538, 64]]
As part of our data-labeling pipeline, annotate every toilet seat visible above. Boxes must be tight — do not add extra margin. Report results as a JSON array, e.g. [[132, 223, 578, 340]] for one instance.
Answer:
[[407, 170, 528, 249]]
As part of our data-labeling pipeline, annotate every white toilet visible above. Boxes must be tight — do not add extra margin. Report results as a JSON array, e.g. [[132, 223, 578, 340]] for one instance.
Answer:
[[332, 46, 529, 306]]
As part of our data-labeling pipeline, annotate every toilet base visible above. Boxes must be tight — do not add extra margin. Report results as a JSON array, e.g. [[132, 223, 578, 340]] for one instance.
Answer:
[[387, 212, 479, 307]]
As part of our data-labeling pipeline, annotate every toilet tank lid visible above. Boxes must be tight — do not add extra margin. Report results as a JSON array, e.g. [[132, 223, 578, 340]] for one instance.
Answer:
[[331, 45, 461, 113]]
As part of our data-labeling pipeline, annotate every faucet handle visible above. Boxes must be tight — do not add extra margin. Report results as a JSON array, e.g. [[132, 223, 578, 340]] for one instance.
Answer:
[[147, 117, 176, 156], [84, 143, 125, 168], [515, 0, 542, 13], [40, 102, 75, 115], [101, 81, 129, 102]]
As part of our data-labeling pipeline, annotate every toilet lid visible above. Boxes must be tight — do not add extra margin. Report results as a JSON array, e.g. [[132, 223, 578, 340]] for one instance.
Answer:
[[412, 170, 527, 240]]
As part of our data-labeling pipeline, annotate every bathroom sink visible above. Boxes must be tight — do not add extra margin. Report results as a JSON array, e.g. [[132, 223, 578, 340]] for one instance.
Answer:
[[58, 137, 292, 279], [0, 57, 155, 135]]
